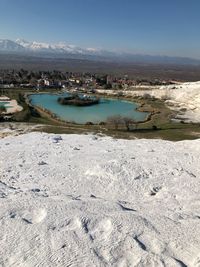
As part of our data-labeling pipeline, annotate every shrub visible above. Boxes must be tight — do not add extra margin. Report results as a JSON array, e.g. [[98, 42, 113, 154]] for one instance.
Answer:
[[122, 117, 136, 131], [152, 125, 158, 130], [107, 115, 123, 130]]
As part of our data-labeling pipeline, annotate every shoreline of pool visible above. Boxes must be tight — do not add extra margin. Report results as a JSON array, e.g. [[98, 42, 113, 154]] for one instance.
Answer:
[[25, 92, 153, 126]]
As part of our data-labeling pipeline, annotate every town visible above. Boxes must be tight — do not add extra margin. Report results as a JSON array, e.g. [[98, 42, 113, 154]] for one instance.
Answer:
[[0, 69, 179, 92]]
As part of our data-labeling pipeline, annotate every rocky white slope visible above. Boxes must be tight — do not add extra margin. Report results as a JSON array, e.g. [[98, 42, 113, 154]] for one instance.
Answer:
[[144, 81, 200, 123], [0, 133, 200, 267], [98, 81, 200, 123], [155, 82, 200, 123]]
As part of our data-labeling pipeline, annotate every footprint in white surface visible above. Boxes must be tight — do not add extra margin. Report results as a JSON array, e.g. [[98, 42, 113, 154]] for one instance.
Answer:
[[193, 255, 200, 267], [90, 218, 113, 241], [48, 217, 82, 232], [22, 208, 47, 224], [150, 186, 162, 196], [112, 235, 145, 267], [66, 217, 82, 230], [52, 135, 62, 143], [38, 161, 48, 166], [135, 232, 165, 255], [118, 201, 136, 212]]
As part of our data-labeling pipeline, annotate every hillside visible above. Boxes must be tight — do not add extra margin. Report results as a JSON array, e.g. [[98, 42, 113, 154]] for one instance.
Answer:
[[0, 132, 200, 266], [98, 81, 200, 122]]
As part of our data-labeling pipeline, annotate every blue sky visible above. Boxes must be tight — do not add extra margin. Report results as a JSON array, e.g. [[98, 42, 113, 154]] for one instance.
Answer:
[[0, 0, 200, 58]]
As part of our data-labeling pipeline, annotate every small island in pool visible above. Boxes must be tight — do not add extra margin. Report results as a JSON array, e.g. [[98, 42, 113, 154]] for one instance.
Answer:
[[58, 94, 99, 106]]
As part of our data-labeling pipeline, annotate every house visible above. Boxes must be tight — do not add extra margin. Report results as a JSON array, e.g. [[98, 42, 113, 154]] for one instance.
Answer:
[[0, 96, 10, 101], [0, 84, 14, 89]]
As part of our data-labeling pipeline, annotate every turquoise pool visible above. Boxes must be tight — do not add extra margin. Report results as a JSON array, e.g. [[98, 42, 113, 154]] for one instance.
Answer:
[[0, 102, 12, 109], [29, 93, 149, 124]]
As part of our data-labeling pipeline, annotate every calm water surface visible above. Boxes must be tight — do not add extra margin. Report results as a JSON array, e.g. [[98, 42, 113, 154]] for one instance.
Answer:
[[29, 93, 149, 124], [0, 102, 12, 109]]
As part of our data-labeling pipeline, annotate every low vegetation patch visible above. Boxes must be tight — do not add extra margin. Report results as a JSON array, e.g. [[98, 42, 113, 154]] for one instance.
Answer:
[[58, 94, 99, 106]]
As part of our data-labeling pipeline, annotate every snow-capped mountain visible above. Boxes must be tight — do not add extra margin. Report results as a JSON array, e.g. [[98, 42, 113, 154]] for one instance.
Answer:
[[15, 38, 101, 55], [0, 38, 102, 55], [1, 38, 200, 65], [0, 39, 25, 52]]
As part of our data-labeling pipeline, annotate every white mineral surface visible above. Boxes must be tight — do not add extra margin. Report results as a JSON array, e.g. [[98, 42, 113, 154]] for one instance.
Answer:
[[0, 132, 200, 266]]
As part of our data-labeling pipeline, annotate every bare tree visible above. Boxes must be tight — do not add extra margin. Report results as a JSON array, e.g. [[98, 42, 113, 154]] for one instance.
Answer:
[[122, 117, 136, 131], [0, 106, 6, 114], [0, 106, 6, 121], [107, 115, 123, 130]]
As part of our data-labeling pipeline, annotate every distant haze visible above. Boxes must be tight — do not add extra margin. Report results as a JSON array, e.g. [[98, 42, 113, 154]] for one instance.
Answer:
[[1, 39, 200, 66]]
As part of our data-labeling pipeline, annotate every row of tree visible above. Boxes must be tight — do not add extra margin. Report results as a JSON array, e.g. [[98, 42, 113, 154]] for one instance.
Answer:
[[106, 115, 138, 131]]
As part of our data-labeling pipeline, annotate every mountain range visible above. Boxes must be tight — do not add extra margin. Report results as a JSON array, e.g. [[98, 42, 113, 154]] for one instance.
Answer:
[[0, 38, 200, 65], [0, 39, 105, 55]]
